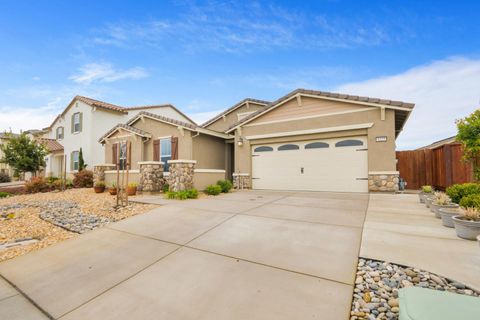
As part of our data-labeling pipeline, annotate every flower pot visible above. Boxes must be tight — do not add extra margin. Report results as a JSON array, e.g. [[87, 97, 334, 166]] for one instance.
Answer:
[[418, 192, 425, 203], [126, 186, 137, 196], [477, 235, 480, 248], [425, 196, 434, 208], [452, 216, 480, 240], [430, 203, 459, 218], [94, 186, 105, 193], [439, 208, 461, 227], [108, 188, 117, 196]]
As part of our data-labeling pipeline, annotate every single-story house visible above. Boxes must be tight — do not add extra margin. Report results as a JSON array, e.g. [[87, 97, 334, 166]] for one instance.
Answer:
[[97, 89, 414, 193]]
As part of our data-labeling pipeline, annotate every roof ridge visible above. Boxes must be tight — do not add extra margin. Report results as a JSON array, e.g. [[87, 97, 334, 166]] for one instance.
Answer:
[[132, 111, 198, 130], [201, 98, 270, 128]]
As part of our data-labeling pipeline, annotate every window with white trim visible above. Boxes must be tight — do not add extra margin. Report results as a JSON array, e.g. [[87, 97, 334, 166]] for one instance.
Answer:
[[56, 127, 64, 140], [73, 113, 81, 133], [119, 142, 127, 170], [160, 137, 172, 171], [72, 151, 79, 171]]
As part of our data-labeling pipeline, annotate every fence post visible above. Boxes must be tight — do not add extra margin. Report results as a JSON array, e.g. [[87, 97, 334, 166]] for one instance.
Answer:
[[444, 144, 453, 188]]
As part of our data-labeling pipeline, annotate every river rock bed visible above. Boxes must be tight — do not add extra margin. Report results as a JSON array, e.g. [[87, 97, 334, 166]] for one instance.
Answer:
[[351, 258, 479, 320]]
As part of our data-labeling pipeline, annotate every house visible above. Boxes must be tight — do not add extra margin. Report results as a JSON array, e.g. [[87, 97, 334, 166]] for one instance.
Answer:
[[0, 132, 19, 178], [98, 88, 414, 193], [40, 95, 195, 178]]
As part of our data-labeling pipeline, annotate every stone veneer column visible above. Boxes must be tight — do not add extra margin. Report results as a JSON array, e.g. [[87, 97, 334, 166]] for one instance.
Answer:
[[93, 164, 116, 185], [368, 172, 400, 192], [138, 161, 164, 192], [233, 173, 250, 190], [167, 160, 196, 192]]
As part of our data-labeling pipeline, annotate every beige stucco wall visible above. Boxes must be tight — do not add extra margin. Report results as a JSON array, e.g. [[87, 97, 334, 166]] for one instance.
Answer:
[[192, 134, 226, 169], [131, 118, 193, 161], [205, 102, 265, 133], [193, 171, 226, 190], [103, 130, 145, 170], [104, 171, 140, 186], [234, 104, 397, 174]]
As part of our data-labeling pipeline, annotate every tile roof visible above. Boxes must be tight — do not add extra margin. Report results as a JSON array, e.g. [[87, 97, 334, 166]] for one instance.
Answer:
[[201, 98, 270, 128], [0, 132, 19, 139], [74, 95, 127, 113], [38, 138, 64, 152], [226, 88, 415, 132], [125, 104, 197, 125], [99, 123, 152, 143], [128, 111, 198, 130]]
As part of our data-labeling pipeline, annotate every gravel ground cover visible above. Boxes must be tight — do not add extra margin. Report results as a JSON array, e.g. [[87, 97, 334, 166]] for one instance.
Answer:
[[0, 189, 157, 262], [351, 258, 480, 320]]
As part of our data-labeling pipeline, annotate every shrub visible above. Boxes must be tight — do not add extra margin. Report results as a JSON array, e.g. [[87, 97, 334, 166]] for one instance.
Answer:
[[73, 170, 93, 188], [25, 177, 51, 193], [166, 191, 177, 199], [446, 183, 480, 204], [0, 172, 11, 183], [460, 207, 480, 221], [165, 188, 199, 200], [65, 178, 74, 189], [94, 181, 106, 188], [187, 188, 198, 199], [46, 176, 59, 184], [217, 180, 233, 193], [432, 192, 451, 205], [52, 179, 63, 191], [459, 194, 480, 209], [205, 184, 222, 196], [162, 183, 169, 193], [176, 190, 189, 200], [421, 185, 433, 193], [128, 182, 138, 188], [0, 191, 10, 198]]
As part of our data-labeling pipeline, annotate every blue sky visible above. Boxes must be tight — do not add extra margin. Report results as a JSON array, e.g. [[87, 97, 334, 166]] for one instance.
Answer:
[[1, 0, 480, 149]]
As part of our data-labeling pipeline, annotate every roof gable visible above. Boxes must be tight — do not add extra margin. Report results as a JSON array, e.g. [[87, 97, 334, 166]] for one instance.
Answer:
[[201, 98, 270, 128], [99, 124, 152, 143]]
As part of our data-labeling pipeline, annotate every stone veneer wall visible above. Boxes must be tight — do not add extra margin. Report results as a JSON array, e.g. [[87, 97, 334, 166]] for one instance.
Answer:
[[93, 164, 116, 185], [138, 161, 164, 192], [233, 173, 250, 190], [168, 160, 196, 192], [368, 172, 399, 192]]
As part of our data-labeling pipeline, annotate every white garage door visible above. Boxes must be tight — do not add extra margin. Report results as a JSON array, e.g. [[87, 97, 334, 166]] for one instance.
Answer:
[[251, 136, 368, 192]]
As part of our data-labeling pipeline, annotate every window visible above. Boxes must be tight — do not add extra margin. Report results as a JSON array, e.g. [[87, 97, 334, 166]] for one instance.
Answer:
[[305, 142, 329, 149], [160, 138, 172, 171], [72, 151, 79, 171], [278, 144, 299, 151], [254, 146, 273, 152], [56, 127, 64, 140], [72, 112, 81, 133], [335, 139, 364, 147], [119, 142, 127, 170]]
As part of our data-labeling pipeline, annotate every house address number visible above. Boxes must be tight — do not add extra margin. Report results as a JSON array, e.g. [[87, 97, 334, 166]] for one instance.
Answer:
[[375, 136, 387, 142]]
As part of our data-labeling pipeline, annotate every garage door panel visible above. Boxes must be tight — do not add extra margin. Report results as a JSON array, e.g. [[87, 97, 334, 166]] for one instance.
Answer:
[[252, 137, 368, 192]]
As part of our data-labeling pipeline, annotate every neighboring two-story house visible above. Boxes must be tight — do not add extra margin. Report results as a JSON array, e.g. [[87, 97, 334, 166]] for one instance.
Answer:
[[42, 95, 195, 178], [0, 132, 18, 178]]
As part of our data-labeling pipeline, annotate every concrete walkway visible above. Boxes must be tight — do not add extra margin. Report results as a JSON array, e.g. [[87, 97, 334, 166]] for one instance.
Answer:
[[0, 190, 368, 320], [361, 193, 480, 291]]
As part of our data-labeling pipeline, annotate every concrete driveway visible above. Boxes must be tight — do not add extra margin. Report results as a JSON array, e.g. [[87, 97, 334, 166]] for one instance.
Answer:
[[0, 190, 368, 320]]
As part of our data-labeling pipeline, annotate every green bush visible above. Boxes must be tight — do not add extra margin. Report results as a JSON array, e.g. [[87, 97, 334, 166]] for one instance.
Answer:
[[446, 183, 480, 204], [217, 180, 233, 193], [459, 194, 480, 209], [25, 177, 51, 193], [0, 191, 10, 198], [0, 172, 11, 183], [166, 191, 177, 199], [187, 188, 198, 199], [162, 184, 169, 193], [73, 170, 94, 188], [205, 184, 222, 196], [166, 188, 198, 200], [421, 185, 433, 193], [65, 178, 74, 189]]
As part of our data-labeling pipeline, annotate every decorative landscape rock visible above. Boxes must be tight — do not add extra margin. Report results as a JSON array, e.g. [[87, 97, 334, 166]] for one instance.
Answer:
[[368, 173, 399, 192], [351, 258, 479, 320]]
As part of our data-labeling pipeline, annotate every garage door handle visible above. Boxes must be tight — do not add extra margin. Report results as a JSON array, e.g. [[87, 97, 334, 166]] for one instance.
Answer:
[[356, 178, 368, 180], [301, 167, 304, 174]]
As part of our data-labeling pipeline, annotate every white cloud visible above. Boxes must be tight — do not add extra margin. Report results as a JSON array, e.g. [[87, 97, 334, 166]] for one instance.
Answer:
[[0, 106, 57, 133], [188, 109, 225, 125], [69, 63, 148, 85], [337, 57, 480, 150]]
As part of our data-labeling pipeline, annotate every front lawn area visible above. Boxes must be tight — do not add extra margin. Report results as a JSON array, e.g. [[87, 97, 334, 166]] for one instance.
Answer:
[[0, 188, 157, 262]]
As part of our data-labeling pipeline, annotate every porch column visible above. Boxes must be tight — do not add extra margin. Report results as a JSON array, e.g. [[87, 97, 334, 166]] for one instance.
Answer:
[[233, 173, 250, 190], [138, 161, 164, 192], [368, 171, 400, 192], [93, 164, 116, 185], [167, 160, 196, 191]]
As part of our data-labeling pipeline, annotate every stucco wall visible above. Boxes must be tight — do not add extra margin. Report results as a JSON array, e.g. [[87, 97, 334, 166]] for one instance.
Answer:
[[192, 134, 226, 169], [193, 171, 226, 190], [205, 102, 265, 133], [234, 104, 397, 174], [104, 171, 140, 186], [103, 130, 145, 170]]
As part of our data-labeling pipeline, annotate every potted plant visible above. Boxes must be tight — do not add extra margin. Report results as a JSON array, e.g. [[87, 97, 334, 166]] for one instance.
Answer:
[[452, 207, 480, 240], [439, 207, 462, 228], [419, 185, 433, 203], [425, 194, 435, 208], [108, 182, 117, 195], [430, 192, 459, 218], [126, 182, 138, 196], [93, 181, 105, 193]]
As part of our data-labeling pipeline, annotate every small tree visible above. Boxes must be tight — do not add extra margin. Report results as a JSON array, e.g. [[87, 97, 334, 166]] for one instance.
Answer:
[[78, 147, 87, 171], [0, 133, 49, 177], [456, 109, 480, 181]]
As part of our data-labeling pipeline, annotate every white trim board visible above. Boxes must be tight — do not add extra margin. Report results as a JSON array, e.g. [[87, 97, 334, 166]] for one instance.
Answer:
[[245, 123, 374, 140], [194, 169, 226, 173], [243, 107, 373, 128], [105, 170, 140, 174]]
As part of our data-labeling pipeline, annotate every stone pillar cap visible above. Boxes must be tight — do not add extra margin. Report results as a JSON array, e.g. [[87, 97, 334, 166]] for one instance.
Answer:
[[94, 164, 116, 167], [138, 161, 164, 165], [167, 159, 197, 164]]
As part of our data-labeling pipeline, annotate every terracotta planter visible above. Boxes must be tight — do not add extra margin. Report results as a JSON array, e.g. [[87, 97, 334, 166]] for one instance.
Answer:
[[452, 216, 480, 240], [126, 186, 137, 196], [430, 203, 459, 218], [439, 208, 461, 228], [94, 186, 105, 193], [425, 196, 434, 208], [108, 188, 117, 196]]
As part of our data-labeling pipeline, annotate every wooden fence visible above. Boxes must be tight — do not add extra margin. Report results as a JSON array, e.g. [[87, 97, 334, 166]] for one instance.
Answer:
[[396, 143, 473, 190]]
